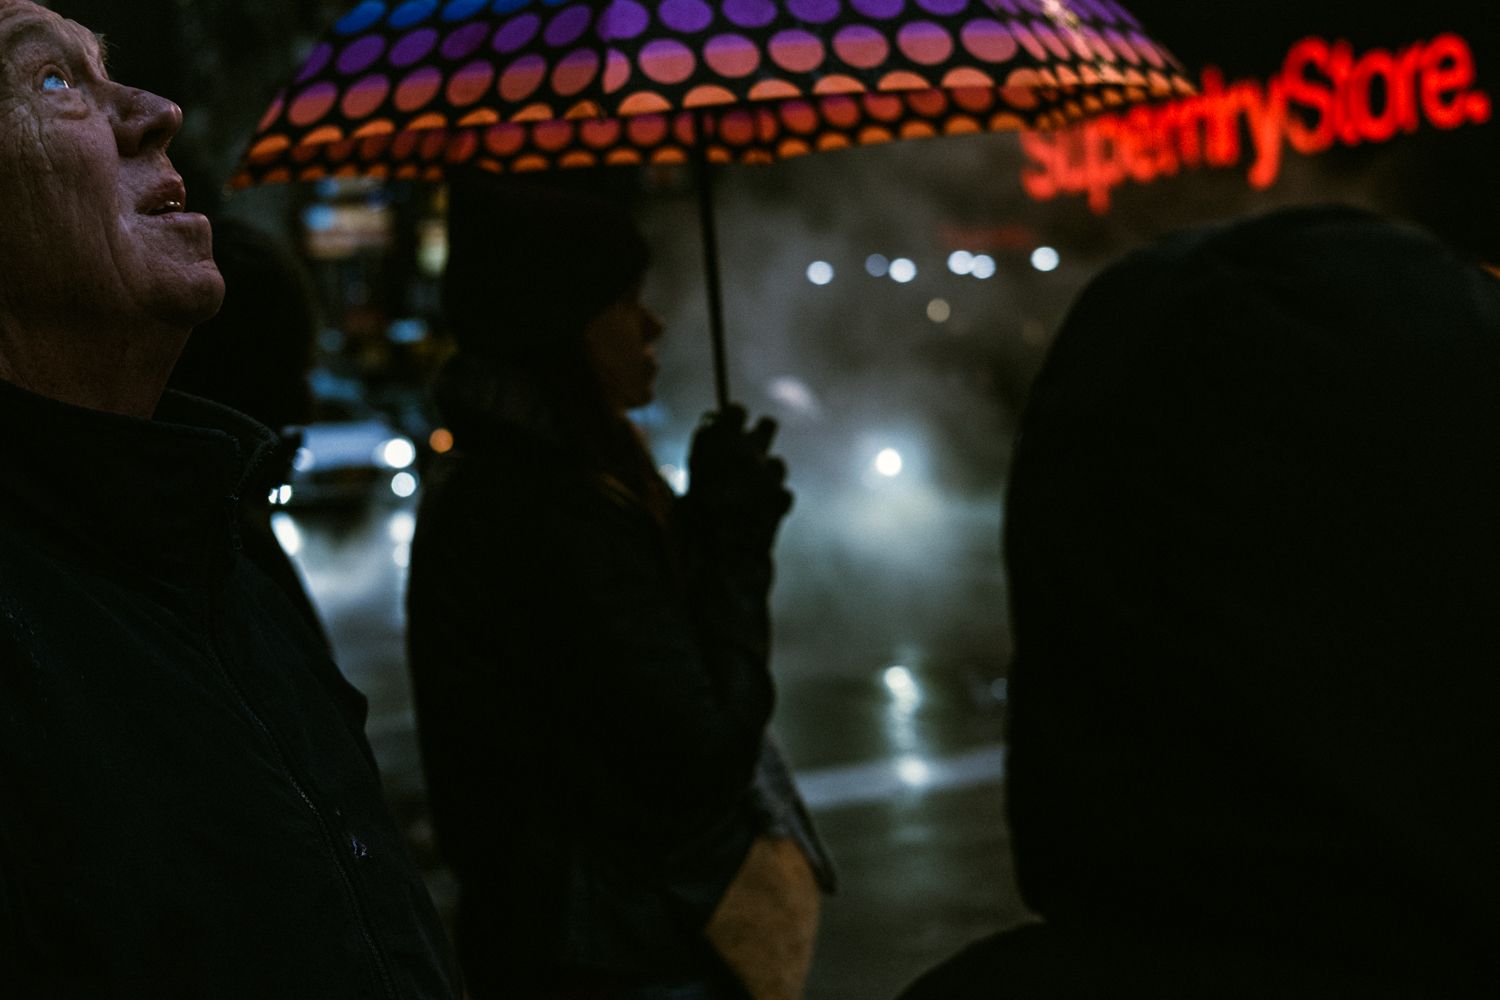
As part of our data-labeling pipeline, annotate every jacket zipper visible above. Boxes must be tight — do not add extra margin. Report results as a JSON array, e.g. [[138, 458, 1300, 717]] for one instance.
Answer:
[[204, 595, 401, 1000]]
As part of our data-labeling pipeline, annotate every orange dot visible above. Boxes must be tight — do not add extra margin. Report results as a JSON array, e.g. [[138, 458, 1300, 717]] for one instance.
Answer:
[[249, 135, 292, 164], [298, 166, 329, 181], [815, 134, 851, 151], [942, 68, 994, 90], [264, 167, 294, 184], [779, 101, 819, 134], [651, 147, 689, 165], [512, 103, 556, 123], [606, 149, 644, 165], [857, 126, 893, 145], [408, 112, 448, 131], [564, 100, 605, 119], [396, 165, 421, 179], [718, 110, 755, 146], [877, 71, 930, 92], [458, 109, 501, 127], [289, 83, 339, 127], [354, 119, 397, 138], [366, 164, 391, 180], [619, 91, 672, 115], [626, 113, 669, 147], [394, 67, 444, 113], [748, 79, 801, 101], [863, 93, 904, 121], [777, 138, 812, 158], [514, 154, 550, 172], [952, 87, 997, 114], [335, 164, 361, 177], [419, 131, 448, 159], [905, 90, 947, 117], [685, 85, 737, 108], [942, 115, 981, 134], [484, 123, 527, 156], [819, 95, 860, 129], [359, 134, 395, 160], [813, 75, 865, 95], [900, 121, 937, 139], [429, 428, 454, 453], [534, 121, 575, 152], [580, 118, 623, 148], [560, 151, 598, 168], [445, 131, 480, 163]]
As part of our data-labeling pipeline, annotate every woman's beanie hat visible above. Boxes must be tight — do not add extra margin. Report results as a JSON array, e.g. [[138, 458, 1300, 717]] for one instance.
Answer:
[[443, 173, 650, 358]]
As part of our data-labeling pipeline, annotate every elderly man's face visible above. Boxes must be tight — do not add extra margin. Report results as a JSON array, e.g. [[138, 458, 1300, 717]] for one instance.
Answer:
[[0, 1, 223, 338]]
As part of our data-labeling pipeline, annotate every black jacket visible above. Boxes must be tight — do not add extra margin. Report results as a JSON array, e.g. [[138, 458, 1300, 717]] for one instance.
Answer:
[[0, 380, 458, 999], [406, 357, 775, 991], [904, 206, 1500, 997]]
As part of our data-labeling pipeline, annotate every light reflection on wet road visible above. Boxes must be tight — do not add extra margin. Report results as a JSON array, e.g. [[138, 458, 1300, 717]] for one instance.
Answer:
[[277, 496, 1026, 998]]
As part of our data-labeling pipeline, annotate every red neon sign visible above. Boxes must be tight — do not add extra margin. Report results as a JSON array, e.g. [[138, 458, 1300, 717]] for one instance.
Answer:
[[1021, 33, 1492, 213]]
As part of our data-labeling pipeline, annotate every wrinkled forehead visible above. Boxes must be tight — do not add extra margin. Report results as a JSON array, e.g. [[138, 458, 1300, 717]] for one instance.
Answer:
[[0, 1, 104, 66]]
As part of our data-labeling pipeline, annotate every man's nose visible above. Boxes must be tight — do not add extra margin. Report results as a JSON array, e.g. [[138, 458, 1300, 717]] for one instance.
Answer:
[[110, 84, 183, 157]]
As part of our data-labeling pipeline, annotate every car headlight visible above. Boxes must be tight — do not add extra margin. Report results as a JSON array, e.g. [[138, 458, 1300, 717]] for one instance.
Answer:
[[376, 437, 417, 470]]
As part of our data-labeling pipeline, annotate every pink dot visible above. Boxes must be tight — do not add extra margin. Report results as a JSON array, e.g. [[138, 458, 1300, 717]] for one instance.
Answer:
[[289, 82, 339, 126], [394, 67, 445, 112], [639, 39, 697, 85], [553, 49, 602, 96], [897, 22, 952, 65], [603, 49, 633, 92], [833, 26, 890, 69], [769, 30, 825, 74], [704, 34, 760, 78], [961, 20, 1018, 64], [446, 61, 495, 106], [342, 74, 392, 118], [499, 54, 549, 102]]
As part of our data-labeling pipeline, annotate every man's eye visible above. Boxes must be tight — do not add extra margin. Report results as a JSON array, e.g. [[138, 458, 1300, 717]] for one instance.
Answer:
[[41, 72, 71, 91]]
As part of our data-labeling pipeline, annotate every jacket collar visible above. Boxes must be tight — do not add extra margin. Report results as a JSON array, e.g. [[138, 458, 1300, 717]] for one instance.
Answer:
[[0, 377, 281, 581]]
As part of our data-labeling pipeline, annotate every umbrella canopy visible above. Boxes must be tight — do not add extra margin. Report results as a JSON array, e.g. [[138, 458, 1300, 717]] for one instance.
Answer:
[[231, 0, 1191, 404], [232, 0, 1192, 185]]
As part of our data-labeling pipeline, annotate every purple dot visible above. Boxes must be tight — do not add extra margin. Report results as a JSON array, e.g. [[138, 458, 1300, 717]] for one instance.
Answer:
[[851, 0, 904, 19], [442, 22, 491, 59], [337, 35, 387, 75], [493, 14, 541, 53], [722, 0, 777, 29], [600, 0, 651, 40], [916, 0, 966, 13], [544, 5, 594, 47], [788, 0, 841, 22], [295, 43, 334, 84], [658, 0, 713, 33], [390, 28, 440, 66]]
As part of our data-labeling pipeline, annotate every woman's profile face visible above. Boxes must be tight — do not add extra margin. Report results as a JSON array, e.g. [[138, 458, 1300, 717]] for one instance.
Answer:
[[582, 281, 663, 414]]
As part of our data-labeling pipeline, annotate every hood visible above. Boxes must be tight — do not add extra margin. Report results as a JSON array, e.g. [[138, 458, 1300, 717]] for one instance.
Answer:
[[1003, 205, 1500, 980]]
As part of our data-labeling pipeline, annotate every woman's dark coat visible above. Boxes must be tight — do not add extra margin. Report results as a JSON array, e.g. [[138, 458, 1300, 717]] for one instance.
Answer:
[[406, 357, 777, 990]]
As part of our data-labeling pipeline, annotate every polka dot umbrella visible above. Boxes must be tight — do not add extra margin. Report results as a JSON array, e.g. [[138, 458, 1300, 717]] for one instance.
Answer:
[[232, 0, 1193, 404]]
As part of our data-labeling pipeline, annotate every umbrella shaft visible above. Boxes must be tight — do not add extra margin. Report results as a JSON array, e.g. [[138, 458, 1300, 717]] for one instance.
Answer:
[[694, 141, 730, 410]]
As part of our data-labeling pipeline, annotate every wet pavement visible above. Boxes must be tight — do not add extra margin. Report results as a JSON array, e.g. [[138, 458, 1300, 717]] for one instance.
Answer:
[[277, 492, 1027, 998]]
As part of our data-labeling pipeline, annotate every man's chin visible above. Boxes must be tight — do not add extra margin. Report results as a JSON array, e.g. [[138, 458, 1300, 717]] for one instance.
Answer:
[[162, 265, 226, 329]]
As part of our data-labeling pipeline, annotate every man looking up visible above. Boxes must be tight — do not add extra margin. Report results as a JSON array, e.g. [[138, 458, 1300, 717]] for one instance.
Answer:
[[0, 3, 458, 995]]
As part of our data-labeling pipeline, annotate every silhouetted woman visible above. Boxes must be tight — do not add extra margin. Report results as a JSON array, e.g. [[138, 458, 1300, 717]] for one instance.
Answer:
[[407, 177, 827, 1000]]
